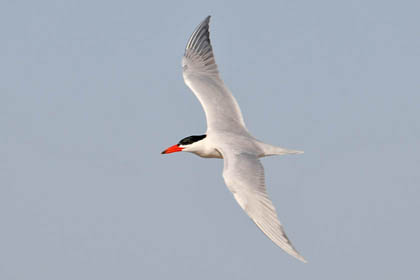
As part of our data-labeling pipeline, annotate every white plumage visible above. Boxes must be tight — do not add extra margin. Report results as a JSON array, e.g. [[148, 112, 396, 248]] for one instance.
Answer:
[[163, 16, 306, 262]]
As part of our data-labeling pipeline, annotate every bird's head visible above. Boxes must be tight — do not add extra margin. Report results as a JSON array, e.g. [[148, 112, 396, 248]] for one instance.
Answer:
[[161, 135, 207, 154]]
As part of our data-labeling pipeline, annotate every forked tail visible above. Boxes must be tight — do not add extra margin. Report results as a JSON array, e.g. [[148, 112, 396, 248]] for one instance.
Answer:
[[258, 142, 304, 157]]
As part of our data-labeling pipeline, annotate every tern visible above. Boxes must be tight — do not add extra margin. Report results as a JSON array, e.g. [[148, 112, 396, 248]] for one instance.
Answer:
[[162, 16, 306, 262]]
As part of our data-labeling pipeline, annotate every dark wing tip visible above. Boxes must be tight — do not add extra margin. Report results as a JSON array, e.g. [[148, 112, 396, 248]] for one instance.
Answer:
[[185, 16, 213, 56], [184, 16, 218, 74]]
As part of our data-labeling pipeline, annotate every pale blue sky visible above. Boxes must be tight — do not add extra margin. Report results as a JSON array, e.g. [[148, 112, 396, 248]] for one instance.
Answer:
[[1, 0, 419, 279]]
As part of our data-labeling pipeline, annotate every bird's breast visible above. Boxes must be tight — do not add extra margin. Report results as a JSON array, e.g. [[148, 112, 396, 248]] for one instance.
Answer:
[[194, 148, 223, 159]]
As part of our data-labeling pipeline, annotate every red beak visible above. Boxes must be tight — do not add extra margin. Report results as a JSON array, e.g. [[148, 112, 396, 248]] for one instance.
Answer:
[[161, 144, 183, 154]]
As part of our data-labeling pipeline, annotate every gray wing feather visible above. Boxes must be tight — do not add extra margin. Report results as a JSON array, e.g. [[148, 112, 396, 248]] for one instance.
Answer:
[[184, 16, 218, 75], [220, 149, 306, 262], [182, 16, 247, 133]]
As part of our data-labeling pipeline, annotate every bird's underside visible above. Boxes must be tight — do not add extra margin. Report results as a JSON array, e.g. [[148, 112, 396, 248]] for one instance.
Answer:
[[162, 16, 306, 262]]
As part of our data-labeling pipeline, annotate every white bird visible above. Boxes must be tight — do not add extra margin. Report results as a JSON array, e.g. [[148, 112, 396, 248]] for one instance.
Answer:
[[162, 16, 306, 262]]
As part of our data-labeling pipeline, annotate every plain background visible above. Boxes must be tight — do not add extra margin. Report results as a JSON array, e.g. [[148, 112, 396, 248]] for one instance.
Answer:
[[1, 0, 419, 279]]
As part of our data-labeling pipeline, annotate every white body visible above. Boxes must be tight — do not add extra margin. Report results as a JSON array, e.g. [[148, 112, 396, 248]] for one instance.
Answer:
[[184, 132, 302, 159], [175, 16, 306, 262]]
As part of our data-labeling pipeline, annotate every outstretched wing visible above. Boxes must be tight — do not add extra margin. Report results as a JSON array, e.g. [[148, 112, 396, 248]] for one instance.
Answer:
[[182, 16, 247, 134], [220, 148, 306, 262]]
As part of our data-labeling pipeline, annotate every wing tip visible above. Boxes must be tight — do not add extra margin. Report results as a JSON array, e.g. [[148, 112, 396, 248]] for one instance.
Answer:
[[200, 15, 211, 35], [280, 241, 307, 263], [294, 253, 308, 263], [199, 15, 211, 30], [183, 15, 219, 75], [185, 16, 212, 52]]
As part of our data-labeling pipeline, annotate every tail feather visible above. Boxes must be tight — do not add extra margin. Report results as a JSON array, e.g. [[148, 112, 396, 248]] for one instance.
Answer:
[[274, 148, 304, 155], [258, 142, 304, 157]]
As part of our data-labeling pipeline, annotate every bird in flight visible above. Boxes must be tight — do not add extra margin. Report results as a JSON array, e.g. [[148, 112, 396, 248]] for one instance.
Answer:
[[162, 16, 306, 262]]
